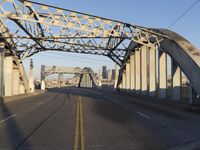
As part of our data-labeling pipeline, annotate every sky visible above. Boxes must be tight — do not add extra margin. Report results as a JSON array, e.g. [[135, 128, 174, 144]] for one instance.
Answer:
[[22, 0, 200, 80]]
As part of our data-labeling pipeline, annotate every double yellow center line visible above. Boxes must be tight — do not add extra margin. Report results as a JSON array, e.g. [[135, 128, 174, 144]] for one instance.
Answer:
[[73, 96, 85, 150]]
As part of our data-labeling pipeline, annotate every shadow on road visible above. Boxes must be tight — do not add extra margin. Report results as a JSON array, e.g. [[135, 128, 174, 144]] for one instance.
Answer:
[[0, 103, 31, 150]]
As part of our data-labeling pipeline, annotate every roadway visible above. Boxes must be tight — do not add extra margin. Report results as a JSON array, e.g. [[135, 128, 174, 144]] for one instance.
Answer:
[[1, 87, 200, 150]]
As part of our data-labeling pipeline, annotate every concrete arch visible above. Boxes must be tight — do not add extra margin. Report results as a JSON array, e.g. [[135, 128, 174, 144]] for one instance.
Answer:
[[79, 67, 97, 87], [153, 29, 200, 95]]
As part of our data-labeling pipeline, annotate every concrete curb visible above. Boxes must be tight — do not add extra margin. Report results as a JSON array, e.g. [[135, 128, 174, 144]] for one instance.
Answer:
[[2, 90, 46, 103], [96, 88, 200, 113]]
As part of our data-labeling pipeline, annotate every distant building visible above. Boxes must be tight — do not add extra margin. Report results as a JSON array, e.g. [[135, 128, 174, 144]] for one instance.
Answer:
[[111, 69, 115, 80], [102, 65, 107, 79], [107, 69, 112, 81]]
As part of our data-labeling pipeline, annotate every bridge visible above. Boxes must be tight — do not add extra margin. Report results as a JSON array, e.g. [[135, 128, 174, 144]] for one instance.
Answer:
[[0, 0, 200, 149], [0, 0, 198, 105], [41, 65, 97, 89]]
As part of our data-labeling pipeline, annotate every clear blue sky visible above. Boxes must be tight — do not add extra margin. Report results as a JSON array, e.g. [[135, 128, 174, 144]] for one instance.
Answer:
[[23, 0, 200, 79]]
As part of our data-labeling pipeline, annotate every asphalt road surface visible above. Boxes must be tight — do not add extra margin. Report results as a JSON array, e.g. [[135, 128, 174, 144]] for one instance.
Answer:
[[1, 87, 200, 150]]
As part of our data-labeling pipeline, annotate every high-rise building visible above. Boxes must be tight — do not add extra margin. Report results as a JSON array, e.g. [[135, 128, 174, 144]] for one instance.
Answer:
[[107, 69, 112, 81], [111, 69, 115, 80], [102, 65, 107, 79]]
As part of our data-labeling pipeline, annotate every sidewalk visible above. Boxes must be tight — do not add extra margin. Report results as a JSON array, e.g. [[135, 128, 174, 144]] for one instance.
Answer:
[[97, 88, 200, 113], [2, 89, 45, 103]]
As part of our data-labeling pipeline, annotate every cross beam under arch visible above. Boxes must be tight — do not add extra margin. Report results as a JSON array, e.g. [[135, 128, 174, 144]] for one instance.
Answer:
[[0, 0, 163, 66]]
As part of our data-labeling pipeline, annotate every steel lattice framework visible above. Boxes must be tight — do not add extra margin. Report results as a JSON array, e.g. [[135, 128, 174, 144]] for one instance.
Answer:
[[41, 65, 97, 86], [0, 0, 164, 66]]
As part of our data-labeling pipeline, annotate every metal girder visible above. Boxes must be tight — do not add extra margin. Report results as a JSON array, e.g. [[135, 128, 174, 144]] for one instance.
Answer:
[[0, 0, 164, 66], [42, 66, 83, 79], [42, 65, 97, 87]]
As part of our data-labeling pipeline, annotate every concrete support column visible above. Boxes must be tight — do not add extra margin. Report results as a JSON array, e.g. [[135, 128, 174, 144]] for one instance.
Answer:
[[125, 63, 130, 90], [189, 85, 200, 105], [122, 71, 126, 89], [119, 83, 122, 89], [87, 74, 90, 88], [84, 75, 86, 87], [171, 60, 182, 101], [0, 46, 4, 103], [141, 46, 148, 95], [29, 59, 35, 93], [4, 56, 13, 96], [158, 51, 167, 99], [58, 73, 64, 88], [114, 64, 119, 89], [98, 70, 102, 87], [149, 47, 156, 96], [130, 52, 135, 91], [13, 68, 19, 95], [19, 83, 25, 94], [90, 79, 93, 88], [135, 49, 141, 94], [41, 80, 45, 90]]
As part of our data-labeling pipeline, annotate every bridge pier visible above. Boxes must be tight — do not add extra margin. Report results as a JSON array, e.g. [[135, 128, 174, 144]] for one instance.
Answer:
[[158, 50, 167, 99], [41, 80, 45, 90], [130, 52, 135, 91], [149, 46, 156, 96], [171, 60, 182, 101], [98, 71, 102, 87], [114, 64, 119, 88], [135, 49, 141, 94], [86, 74, 90, 87], [125, 62, 130, 90], [19, 83, 25, 94], [4, 56, 13, 97], [13, 67, 19, 95], [29, 59, 35, 93], [141, 46, 148, 95], [0, 45, 4, 103], [189, 86, 200, 105], [122, 71, 126, 90]]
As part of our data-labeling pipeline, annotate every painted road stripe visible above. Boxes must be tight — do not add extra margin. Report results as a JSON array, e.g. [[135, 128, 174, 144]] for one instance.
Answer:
[[73, 96, 80, 150], [73, 96, 85, 150], [137, 112, 151, 120], [80, 96, 85, 150], [0, 114, 17, 123]]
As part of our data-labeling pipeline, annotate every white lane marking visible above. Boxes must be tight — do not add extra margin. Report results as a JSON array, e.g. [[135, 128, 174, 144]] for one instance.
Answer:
[[137, 112, 151, 120], [38, 101, 44, 105], [0, 114, 17, 123]]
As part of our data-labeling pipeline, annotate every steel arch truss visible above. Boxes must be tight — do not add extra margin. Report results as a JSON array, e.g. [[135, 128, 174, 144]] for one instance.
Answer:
[[0, 0, 162, 66], [41, 65, 97, 87]]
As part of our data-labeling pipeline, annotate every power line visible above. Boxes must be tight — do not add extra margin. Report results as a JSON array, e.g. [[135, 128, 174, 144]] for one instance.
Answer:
[[168, 0, 200, 28]]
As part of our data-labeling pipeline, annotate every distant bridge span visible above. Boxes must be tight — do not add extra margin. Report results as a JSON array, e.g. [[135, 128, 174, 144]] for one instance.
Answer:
[[41, 65, 97, 88], [0, 0, 199, 103]]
